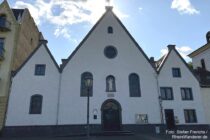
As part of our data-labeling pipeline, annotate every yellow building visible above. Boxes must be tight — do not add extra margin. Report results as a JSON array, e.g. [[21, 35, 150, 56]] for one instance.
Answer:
[[0, 0, 44, 131]]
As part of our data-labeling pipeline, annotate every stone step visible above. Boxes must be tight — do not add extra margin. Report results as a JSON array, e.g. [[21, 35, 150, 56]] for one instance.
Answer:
[[95, 130, 134, 136]]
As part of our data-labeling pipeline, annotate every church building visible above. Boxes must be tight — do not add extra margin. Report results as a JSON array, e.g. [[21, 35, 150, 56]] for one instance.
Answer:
[[3, 6, 206, 136]]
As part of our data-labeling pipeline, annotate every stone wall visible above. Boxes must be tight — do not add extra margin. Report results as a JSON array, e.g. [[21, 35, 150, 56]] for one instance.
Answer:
[[12, 9, 40, 71], [0, 2, 41, 132]]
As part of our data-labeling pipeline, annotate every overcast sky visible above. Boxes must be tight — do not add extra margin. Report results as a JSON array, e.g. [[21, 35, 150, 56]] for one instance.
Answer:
[[3, 0, 210, 64]]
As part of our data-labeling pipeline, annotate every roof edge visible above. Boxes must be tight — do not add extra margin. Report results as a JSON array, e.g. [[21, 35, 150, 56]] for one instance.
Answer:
[[60, 10, 110, 71], [111, 12, 157, 73], [157, 46, 198, 82], [13, 43, 61, 77], [188, 43, 210, 58]]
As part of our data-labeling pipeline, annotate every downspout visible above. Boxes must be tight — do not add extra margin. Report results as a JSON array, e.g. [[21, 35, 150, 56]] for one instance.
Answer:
[[155, 73, 164, 124], [56, 72, 62, 125]]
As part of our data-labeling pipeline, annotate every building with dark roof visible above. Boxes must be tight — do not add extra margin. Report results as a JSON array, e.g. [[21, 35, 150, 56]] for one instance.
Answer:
[[0, 0, 44, 131], [3, 6, 207, 137], [189, 31, 210, 124]]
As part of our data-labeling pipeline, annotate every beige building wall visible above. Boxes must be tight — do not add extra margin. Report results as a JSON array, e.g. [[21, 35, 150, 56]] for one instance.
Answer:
[[0, 1, 19, 129], [12, 9, 40, 71], [0, 0, 41, 130]]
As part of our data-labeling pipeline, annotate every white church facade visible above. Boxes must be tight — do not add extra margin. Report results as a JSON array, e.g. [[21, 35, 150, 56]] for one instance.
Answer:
[[3, 7, 208, 136]]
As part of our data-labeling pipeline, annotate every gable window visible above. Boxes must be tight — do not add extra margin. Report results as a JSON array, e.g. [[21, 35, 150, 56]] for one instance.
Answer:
[[107, 26, 113, 34], [172, 68, 181, 77], [184, 109, 197, 123], [160, 87, 173, 100], [35, 64, 46, 76], [0, 14, 11, 31], [129, 73, 141, 97], [81, 72, 93, 97], [201, 59, 206, 69], [104, 46, 117, 59], [0, 15, 6, 26], [181, 88, 193, 100], [29, 94, 43, 114], [0, 38, 5, 59], [106, 75, 116, 92]]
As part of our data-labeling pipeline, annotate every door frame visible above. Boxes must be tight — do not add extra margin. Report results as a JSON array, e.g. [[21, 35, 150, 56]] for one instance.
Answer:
[[101, 99, 122, 131], [164, 109, 176, 129]]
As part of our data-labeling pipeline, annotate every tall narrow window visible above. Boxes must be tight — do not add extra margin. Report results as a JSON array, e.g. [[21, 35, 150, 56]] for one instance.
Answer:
[[129, 73, 141, 97], [107, 26, 113, 34], [0, 38, 5, 57], [184, 109, 197, 123], [81, 72, 93, 97], [29, 94, 43, 114], [106, 75, 116, 92], [0, 15, 6, 27], [35, 64, 46, 76], [201, 59, 206, 70]]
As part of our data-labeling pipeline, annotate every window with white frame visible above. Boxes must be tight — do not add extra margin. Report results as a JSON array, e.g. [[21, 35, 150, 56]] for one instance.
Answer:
[[184, 109, 197, 123], [160, 87, 173, 100], [181, 88, 193, 100]]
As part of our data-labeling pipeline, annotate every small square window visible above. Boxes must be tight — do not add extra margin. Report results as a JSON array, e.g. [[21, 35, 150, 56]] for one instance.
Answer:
[[160, 87, 173, 100], [35, 64, 46, 76], [172, 68, 181, 77], [93, 115, 97, 119], [184, 109, 197, 123]]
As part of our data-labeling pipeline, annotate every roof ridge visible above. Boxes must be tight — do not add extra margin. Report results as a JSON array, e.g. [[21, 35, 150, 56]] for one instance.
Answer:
[[61, 8, 156, 73]]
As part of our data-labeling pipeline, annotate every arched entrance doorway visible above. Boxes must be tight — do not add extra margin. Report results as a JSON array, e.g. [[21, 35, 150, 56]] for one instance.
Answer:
[[101, 99, 122, 131]]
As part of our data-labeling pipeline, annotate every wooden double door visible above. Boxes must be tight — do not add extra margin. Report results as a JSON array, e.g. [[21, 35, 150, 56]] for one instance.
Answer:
[[101, 100, 121, 131]]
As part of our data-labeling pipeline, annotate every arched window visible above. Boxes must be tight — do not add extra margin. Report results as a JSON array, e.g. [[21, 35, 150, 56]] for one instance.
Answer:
[[129, 73, 141, 97], [107, 26, 113, 34], [29, 94, 43, 114], [106, 75, 116, 92], [201, 59, 206, 70], [81, 72, 93, 97]]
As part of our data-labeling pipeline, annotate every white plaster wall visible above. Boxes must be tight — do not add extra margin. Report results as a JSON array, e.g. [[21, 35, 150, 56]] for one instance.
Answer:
[[158, 50, 206, 124], [59, 11, 161, 125], [200, 88, 210, 124], [192, 47, 210, 71], [6, 45, 60, 126]]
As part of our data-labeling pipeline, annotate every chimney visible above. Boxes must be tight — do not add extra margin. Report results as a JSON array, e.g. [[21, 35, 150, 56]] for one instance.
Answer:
[[167, 45, 176, 51], [39, 39, 48, 45], [206, 31, 210, 43], [61, 59, 67, 64], [150, 57, 156, 68], [60, 59, 68, 68], [105, 6, 113, 11]]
